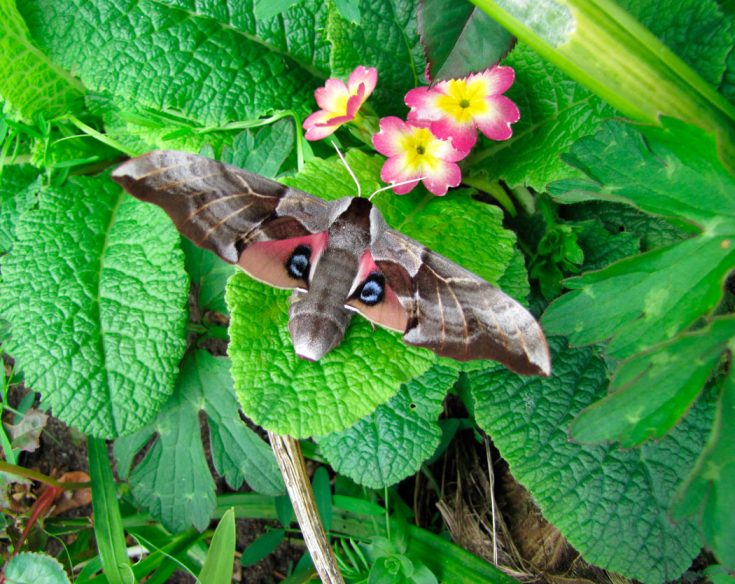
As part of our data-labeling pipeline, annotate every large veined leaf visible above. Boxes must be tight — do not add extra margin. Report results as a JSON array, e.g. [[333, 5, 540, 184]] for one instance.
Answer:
[[0, 177, 188, 437], [317, 365, 458, 488], [18, 0, 330, 150], [467, 339, 713, 584], [0, 0, 83, 121]]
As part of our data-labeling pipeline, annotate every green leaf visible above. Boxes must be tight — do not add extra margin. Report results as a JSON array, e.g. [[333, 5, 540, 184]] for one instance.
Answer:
[[198, 508, 236, 584], [88, 436, 134, 584], [114, 350, 283, 532], [317, 365, 457, 488], [0, 165, 41, 254], [312, 466, 333, 531], [467, 339, 713, 584], [544, 119, 735, 359], [327, 0, 425, 113], [19, 0, 329, 148], [227, 151, 521, 438], [563, 201, 690, 252], [240, 528, 286, 567], [0, 0, 83, 122], [0, 178, 188, 437], [3, 552, 72, 584], [544, 236, 735, 359], [182, 238, 235, 315], [418, 0, 514, 82], [572, 317, 735, 446], [572, 220, 639, 272], [220, 120, 295, 178], [673, 367, 735, 571], [549, 119, 735, 225], [473, 44, 615, 191], [705, 565, 735, 584]]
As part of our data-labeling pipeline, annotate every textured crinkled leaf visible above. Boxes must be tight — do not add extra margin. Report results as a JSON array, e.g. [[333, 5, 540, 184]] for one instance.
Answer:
[[0, 178, 188, 437], [563, 201, 690, 252], [0, 165, 41, 254], [327, 0, 425, 113], [476, 44, 614, 191], [617, 0, 733, 89], [550, 119, 735, 226], [543, 235, 735, 358], [467, 338, 712, 584], [318, 365, 457, 488], [0, 0, 83, 122], [573, 220, 640, 272], [674, 368, 735, 570], [227, 274, 435, 437], [495, 247, 530, 306], [19, 0, 328, 136], [573, 317, 735, 446], [419, 0, 514, 82], [114, 351, 283, 532], [4, 552, 71, 584], [221, 120, 295, 178]]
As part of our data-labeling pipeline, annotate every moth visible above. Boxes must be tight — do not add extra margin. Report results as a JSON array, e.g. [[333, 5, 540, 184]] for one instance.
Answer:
[[112, 151, 551, 376]]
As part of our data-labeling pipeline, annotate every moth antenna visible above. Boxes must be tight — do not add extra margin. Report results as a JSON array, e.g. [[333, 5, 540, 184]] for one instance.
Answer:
[[368, 177, 425, 201], [331, 141, 362, 198]]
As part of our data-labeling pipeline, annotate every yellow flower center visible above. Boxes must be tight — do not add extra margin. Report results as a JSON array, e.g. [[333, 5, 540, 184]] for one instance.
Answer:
[[400, 127, 441, 171], [435, 78, 489, 123], [332, 94, 349, 115]]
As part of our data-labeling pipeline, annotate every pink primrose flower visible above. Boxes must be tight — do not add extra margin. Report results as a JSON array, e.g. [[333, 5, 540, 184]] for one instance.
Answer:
[[372, 117, 467, 196], [405, 66, 520, 152], [303, 66, 378, 141]]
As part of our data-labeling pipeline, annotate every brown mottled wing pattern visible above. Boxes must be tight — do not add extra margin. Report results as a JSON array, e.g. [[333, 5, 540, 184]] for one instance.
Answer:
[[111, 150, 331, 264], [371, 229, 551, 376]]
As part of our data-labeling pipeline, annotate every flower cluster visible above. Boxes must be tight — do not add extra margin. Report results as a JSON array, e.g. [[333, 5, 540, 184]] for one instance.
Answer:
[[303, 66, 519, 196]]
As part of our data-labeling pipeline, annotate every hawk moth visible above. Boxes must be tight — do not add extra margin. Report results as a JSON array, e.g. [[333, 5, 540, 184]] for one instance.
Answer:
[[112, 151, 551, 376]]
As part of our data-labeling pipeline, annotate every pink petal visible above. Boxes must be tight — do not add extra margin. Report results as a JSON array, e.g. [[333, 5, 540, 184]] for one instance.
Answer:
[[347, 66, 378, 96], [304, 122, 340, 141], [422, 161, 462, 196], [475, 95, 520, 141], [405, 86, 444, 122], [345, 84, 366, 118], [430, 117, 478, 153], [315, 79, 349, 112], [469, 65, 516, 96], [380, 155, 421, 194], [303, 109, 333, 130], [372, 117, 411, 157]]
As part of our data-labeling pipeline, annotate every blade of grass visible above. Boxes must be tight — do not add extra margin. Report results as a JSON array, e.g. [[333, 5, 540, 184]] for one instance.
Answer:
[[88, 436, 133, 584], [197, 508, 236, 584]]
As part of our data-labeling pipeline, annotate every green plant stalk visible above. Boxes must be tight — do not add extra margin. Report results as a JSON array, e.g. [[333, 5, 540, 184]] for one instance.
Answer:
[[88, 437, 134, 584], [0, 460, 89, 489], [471, 0, 735, 165], [216, 494, 517, 583]]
